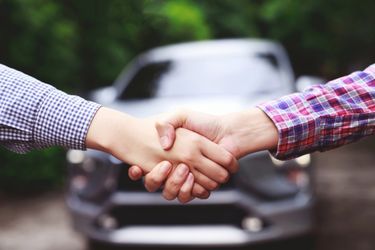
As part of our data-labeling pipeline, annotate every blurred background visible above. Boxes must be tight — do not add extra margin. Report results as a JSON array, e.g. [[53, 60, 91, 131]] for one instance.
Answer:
[[0, 0, 374, 250]]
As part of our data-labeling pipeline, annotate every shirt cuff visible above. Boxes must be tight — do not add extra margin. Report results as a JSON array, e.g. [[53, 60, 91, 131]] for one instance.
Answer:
[[33, 89, 101, 150], [257, 92, 321, 160]]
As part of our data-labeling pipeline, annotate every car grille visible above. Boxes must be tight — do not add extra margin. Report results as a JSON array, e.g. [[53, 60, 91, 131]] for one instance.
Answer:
[[107, 204, 249, 228], [117, 164, 147, 191]]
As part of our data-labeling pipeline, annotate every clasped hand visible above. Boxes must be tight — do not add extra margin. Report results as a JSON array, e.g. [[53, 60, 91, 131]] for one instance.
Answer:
[[87, 108, 240, 203], [128, 108, 278, 203], [128, 110, 241, 203], [87, 107, 278, 204]]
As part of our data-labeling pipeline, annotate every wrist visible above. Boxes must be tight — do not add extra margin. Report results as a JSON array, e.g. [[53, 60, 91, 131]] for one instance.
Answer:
[[86, 108, 163, 171], [86, 107, 137, 156], [224, 108, 279, 158]]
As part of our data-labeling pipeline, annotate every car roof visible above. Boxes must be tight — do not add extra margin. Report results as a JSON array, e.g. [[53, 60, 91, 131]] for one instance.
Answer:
[[112, 39, 295, 94], [139, 39, 285, 62]]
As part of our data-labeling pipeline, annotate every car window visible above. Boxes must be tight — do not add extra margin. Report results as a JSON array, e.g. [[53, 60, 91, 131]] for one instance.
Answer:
[[119, 61, 171, 100], [119, 54, 283, 100]]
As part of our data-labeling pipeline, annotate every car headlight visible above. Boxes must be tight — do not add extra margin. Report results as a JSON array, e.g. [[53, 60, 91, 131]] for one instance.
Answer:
[[236, 152, 312, 200], [67, 150, 118, 202], [294, 154, 311, 167], [66, 150, 85, 164], [269, 153, 312, 189], [270, 154, 311, 168]]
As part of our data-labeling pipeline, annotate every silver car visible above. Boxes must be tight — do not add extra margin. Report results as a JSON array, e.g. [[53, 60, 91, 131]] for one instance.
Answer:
[[66, 39, 319, 248]]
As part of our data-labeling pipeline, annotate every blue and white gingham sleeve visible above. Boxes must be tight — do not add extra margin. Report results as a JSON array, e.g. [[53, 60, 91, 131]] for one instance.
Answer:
[[0, 64, 101, 153]]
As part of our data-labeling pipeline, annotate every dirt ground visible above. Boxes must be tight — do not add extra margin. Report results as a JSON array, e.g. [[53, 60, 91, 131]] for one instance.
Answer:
[[314, 137, 375, 250], [0, 137, 374, 250], [0, 192, 84, 250]]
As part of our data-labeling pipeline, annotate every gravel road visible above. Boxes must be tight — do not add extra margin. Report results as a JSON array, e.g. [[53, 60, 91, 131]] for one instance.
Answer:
[[0, 137, 374, 250]]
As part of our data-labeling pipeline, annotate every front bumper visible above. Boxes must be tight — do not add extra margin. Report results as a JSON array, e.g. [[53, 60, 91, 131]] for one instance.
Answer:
[[68, 189, 314, 247]]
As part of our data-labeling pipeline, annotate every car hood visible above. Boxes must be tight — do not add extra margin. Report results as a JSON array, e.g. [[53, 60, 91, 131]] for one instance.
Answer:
[[106, 95, 280, 118]]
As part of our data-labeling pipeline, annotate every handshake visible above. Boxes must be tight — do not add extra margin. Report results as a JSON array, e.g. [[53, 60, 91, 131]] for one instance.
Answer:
[[86, 107, 279, 203]]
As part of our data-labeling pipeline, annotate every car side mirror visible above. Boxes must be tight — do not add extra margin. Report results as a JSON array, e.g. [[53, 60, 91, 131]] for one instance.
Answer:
[[295, 76, 325, 92], [90, 86, 117, 104]]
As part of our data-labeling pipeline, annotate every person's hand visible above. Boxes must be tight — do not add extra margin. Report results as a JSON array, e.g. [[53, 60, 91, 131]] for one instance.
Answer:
[[85, 107, 238, 194], [129, 108, 278, 201], [155, 108, 279, 157], [154, 108, 278, 157], [129, 161, 197, 203]]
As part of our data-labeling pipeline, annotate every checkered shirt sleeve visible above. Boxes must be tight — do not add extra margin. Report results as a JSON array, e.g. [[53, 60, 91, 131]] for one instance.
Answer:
[[258, 64, 375, 160], [0, 64, 101, 153]]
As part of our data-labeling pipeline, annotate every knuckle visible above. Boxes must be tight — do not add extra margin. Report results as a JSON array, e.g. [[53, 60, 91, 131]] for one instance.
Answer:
[[162, 190, 175, 201], [145, 183, 156, 192], [194, 188, 209, 198], [128, 167, 141, 180], [177, 197, 186, 204], [191, 134, 202, 144], [223, 153, 235, 167], [218, 170, 230, 183], [178, 192, 190, 204], [207, 181, 219, 191], [145, 185, 155, 193], [146, 176, 159, 188], [169, 179, 180, 189], [168, 175, 184, 188], [182, 151, 195, 163], [198, 191, 210, 199], [179, 184, 189, 194], [179, 197, 191, 204]]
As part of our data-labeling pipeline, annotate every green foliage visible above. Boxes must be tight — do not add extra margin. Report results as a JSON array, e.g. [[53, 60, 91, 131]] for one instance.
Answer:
[[199, 0, 260, 38], [258, 0, 375, 76], [0, 0, 373, 192], [0, 0, 79, 91], [158, 0, 211, 41], [0, 147, 65, 193]]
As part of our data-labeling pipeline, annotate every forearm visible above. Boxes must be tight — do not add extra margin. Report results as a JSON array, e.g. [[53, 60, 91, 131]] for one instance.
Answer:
[[86, 107, 185, 171], [0, 64, 100, 153], [258, 64, 375, 159], [222, 108, 278, 158], [85, 107, 143, 160]]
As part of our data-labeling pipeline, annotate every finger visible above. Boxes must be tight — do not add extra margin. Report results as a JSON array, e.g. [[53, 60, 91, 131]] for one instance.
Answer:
[[192, 183, 210, 199], [192, 169, 219, 191], [194, 157, 229, 184], [156, 122, 176, 150], [177, 173, 195, 203], [144, 161, 172, 192], [200, 140, 239, 174], [162, 163, 189, 200], [128, 166, 144, 181], [156, 110, 188, 150]]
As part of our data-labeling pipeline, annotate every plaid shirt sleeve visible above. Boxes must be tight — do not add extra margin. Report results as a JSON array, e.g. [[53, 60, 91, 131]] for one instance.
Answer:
[[0, 64, 101, 153], [257, 64, 375, 160]]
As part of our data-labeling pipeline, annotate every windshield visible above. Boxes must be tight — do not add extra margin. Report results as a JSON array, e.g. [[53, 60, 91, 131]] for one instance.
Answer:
[[119, 54, 283, 100]]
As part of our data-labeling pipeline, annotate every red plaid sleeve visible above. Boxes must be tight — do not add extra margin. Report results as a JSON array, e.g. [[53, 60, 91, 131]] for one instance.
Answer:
[[257, 64, 375, 160]]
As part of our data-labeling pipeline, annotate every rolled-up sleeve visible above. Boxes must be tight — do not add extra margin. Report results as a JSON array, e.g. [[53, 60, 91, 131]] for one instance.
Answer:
[[0, 64, 101, 153], [257, 64, 375, 160]]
